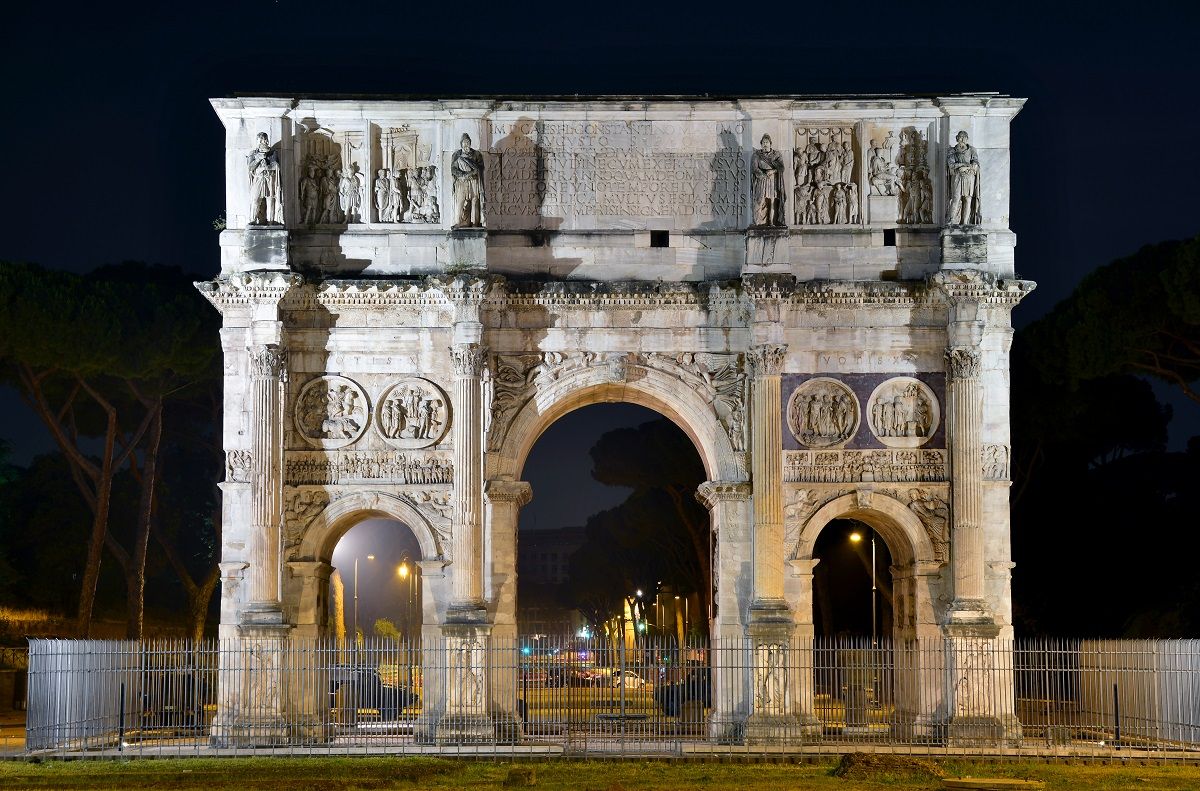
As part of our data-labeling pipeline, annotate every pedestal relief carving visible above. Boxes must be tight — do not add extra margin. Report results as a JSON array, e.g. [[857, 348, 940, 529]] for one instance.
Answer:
[[225, 450, 253, 483], [898, 128, 933, 224], [247, 132, 282, 226], [792, 126, 858, 226], [376, 378, 450, 449], [754, 643, 787, 713], [751, 135, 786, 228], [866, 377, 940, 448], [947, 131, 982, 226], [294, 375, 369, 449], [786, 378, 859, 449], [982, 444, 1010, 481]]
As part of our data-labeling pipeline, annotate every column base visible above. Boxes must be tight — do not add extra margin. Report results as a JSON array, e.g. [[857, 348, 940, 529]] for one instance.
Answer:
[[744, 227, 790, 268], [948, 713, 1023, 747], [433, 714, 496, 744], [945, 600, 999, 635], [445, 603, 489, 625], [744, 713, 822, 745]]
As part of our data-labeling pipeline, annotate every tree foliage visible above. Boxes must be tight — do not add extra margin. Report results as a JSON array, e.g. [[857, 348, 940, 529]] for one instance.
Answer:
[[0, 261, 220, 636], [1025, 234, 1200, 403]]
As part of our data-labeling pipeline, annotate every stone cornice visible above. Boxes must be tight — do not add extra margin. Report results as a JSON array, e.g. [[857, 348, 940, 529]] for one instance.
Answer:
[[484, 480, 533, 507], [196, 271, 304, 310], [199, 272, 1036, 314], [695, 481, 752, 509]]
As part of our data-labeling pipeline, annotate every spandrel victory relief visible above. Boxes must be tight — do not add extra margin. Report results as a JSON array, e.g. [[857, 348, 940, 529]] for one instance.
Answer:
[[866, 377, 939, 448], [787, 378, 860, 449], [792, 126, 858, 226], [294, 375, 370, 449], [375, 378, 451, 449]]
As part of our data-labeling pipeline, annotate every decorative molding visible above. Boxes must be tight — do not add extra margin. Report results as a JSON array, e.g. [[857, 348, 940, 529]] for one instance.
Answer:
[[982, 444, 1010, 481], [248, 345, 287, 380], [695, 480, 752, 510], [945, 346, 982, 380], [451, 343, 489, 378], [293, 375, 370, 449], [195, 271, 303, 308], [284, 451, 452, 485], [484, 480, 533, 507], [748, 344, 787, 378], [225, 449, 253, 483], [784, 449, 947, 483]]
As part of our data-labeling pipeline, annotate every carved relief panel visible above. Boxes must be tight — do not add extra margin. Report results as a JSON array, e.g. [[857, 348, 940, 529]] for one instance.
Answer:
[[296, 123, 366, 226], [792, 125, 859, 226], [373, 126, 440, 224], [375, 378, 450, 448], [294, 375, 370, 449], [786, 377, 859, 449], [865, 377, 940, 448]]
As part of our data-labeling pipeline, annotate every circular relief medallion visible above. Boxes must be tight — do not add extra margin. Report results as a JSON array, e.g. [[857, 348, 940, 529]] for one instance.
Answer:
[[786, 377, 860, 449], [293, 375, 370, 449], [866, 377, 940, 448], [375, 378, 451, 449]]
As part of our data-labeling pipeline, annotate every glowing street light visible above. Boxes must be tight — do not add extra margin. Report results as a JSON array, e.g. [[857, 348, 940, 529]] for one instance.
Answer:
[[849, 530, 877, 646]]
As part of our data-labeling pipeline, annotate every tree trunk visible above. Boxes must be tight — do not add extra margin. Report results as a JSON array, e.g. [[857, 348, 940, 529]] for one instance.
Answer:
[[125, 400, 163, 639], [75, 410, 118, 638]]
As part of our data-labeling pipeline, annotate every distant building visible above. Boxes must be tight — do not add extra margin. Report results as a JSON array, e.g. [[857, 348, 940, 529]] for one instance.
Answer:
[[518, 526, 586, 585]]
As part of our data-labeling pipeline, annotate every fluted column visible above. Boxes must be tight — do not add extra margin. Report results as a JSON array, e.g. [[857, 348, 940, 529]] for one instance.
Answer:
[[450, 342, 488, 617], [246, 344, 286, 614], [946, 345, 987, 613], [748, 343, 788, 607]]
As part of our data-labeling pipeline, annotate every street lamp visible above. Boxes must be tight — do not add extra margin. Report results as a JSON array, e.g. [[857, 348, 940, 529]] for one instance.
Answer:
[[849, 531, 877, 646], [674, 595, 688, 644], [353, 553, 375, 641]]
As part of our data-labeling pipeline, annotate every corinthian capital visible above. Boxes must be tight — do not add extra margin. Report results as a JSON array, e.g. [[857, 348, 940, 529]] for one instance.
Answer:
[[945, 346, 982, 380], [248, 344, 287, 380], [451, 343, 489, 378], [747, 344, 787, 377]]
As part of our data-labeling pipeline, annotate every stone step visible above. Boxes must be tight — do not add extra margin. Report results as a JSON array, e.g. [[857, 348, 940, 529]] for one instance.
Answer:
[[944, 779, 1045, 790]]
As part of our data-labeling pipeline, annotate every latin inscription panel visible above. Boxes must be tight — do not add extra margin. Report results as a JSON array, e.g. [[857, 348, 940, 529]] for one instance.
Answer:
[[485, 120, 749, 230]]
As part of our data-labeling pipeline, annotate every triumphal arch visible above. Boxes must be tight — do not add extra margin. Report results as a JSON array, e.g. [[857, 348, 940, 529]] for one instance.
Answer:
[[199, 94, 1032, 745]]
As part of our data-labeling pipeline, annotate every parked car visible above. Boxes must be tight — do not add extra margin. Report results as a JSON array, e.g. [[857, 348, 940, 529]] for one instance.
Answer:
[[653, 665, 710, 717], [329, 666, 420, 724], [610, 670, 650, 690]]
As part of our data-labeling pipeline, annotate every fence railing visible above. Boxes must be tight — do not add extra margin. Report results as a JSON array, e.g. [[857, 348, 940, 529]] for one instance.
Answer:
[[23, 636, 1200, 758]]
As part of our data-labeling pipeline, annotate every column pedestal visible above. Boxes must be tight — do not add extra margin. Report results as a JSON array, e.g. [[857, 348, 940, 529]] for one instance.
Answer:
[[943, 623, 1022, 746], [209, 624, 292, 747], [430, 624, 495, 744]]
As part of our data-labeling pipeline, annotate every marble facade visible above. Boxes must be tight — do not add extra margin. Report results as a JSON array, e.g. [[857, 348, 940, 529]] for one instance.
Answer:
[[200, 95, 1031, 745]]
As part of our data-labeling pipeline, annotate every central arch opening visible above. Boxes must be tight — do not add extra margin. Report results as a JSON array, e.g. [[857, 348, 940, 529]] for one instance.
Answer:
[[517, 403, 710, 642], [329, 519, 423, 642]]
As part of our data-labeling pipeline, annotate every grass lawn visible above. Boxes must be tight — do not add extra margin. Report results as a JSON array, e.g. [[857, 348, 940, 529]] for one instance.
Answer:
[[1, 757, 1198, 790]]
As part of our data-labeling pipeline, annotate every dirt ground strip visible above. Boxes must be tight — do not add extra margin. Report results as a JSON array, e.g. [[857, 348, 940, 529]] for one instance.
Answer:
[[0, 756, 1199, 791]]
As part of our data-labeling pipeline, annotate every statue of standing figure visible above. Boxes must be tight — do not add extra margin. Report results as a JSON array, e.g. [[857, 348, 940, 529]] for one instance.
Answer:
[[247, 132, 281, 225], [751, 134, 786, 227], [946, 130, 982, 226], [451, 134, 485, 228]]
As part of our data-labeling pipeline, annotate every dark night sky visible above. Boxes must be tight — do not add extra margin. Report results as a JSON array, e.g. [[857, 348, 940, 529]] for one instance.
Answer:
[[2, 2, 1199, 469]]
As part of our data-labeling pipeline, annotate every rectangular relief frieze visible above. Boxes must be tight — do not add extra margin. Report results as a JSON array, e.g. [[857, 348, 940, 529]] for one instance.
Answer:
[[784, 449, 947, 484]]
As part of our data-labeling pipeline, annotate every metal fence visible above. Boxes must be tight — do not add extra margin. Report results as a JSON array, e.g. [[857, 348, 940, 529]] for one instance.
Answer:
[[23, 636, 1200, 758]]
